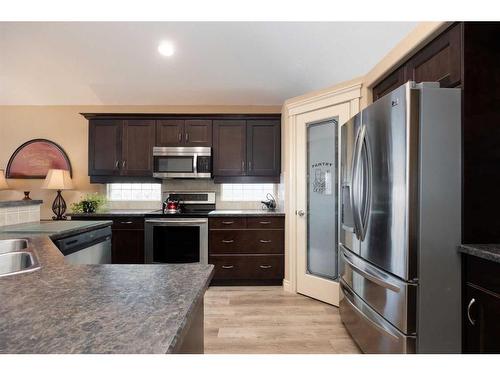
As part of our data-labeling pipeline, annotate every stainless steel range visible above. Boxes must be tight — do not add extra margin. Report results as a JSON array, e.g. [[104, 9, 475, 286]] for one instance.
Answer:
[[144, 191, 215, 265]]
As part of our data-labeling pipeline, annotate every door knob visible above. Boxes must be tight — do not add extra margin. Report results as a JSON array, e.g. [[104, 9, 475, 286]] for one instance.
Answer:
[[296, 210, 305, 217]]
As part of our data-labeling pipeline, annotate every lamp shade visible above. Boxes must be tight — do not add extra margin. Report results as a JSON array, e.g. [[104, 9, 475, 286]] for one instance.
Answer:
[[0, 170, 9, 190], [41, 169, 74, 190]]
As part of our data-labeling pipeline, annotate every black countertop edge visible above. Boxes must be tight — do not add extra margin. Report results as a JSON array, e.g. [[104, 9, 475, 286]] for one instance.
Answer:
[[68, 210, 157, 217], [49, 221, 113, 240], [458, 244, 500, 264], [0, 200, 43, 208]]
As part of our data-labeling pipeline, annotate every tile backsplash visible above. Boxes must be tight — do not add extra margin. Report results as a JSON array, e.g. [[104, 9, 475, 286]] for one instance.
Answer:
[[0, 204, 41, 227], [107, 179, 283, 211], [161, 179, 279, 210]]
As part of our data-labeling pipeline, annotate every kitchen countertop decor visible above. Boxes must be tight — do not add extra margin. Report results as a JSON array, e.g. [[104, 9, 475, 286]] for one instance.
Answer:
[[458, 244, 500, 264], [0, 220, 214, 354]]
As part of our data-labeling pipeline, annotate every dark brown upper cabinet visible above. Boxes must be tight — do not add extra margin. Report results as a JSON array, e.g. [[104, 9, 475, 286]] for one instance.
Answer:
[[156, 119, 212, 147], [213, 118, 281, 182], [156, 119, 184, 146], [246, 120, 281, 177], [406, 23, 462, 88], [85, 113, 280, 183], [213, 120, 247, 177], [373, 23, 462, 102], [372, 66, 407, 102], [121, 119, 155, 176], [88, 118, 155, 180], [88, 119, 122, 176], [185, 120, 212, 147]]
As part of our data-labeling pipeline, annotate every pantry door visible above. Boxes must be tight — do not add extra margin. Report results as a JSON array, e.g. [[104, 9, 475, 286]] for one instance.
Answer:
[[295, 103, 350, 306]]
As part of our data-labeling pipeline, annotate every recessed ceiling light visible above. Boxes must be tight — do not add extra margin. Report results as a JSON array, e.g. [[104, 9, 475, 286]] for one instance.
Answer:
[[158, 40, 175, 57]]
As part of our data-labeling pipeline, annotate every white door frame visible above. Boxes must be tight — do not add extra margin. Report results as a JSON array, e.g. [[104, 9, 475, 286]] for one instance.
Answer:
[[282, 81, 362, 302], [295, 104, 350, 305]]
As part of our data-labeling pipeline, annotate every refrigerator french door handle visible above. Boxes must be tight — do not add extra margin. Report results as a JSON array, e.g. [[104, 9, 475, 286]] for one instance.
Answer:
[[359, 128, 372, 242], [352, 124, 366, 241], [340, 245, 401, 293], [350, 129, 360, 239]]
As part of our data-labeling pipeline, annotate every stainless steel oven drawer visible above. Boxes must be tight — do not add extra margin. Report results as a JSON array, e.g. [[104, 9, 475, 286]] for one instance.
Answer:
[[340, 281, 416, 354], [339, 245, 417, 334]]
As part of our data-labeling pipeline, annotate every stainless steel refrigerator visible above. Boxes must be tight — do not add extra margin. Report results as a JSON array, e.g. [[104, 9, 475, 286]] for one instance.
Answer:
[[339, 82, 462, 353]]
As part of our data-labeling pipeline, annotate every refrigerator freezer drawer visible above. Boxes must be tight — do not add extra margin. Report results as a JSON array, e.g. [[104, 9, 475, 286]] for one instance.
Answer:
[[340, 281, 416, 354], [339, 245, 417, 334]]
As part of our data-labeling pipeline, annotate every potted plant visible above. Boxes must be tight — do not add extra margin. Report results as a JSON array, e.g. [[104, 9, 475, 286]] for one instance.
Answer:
[[71, 193, 107, 214]]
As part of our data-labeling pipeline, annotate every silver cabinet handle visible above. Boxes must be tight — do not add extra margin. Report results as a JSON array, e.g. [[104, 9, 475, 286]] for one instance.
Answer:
[[259, 221, 271, 225], [178, 133, 182, 142], [115, 160, 120, 169], [221, 239, 234, 244], [296, 210, 305, 217], [467, 298, 476, 326], [119, 221, 133, 225], [241, 160, 245, 171], [259, 265, 272, 269], [222, 221, 234, 225], [122, 160, 126, 169], [259, 239, 272, 243], [249, 161, 252, 170], [221, 265, 234, 269], [185, 132, 189, 142]]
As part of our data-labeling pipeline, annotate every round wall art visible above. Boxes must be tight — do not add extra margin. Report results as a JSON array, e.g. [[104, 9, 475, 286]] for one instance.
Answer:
[[6, 139, 72, 179]]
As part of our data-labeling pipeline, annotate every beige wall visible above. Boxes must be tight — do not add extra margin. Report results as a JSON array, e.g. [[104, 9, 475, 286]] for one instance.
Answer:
[[0, 105, 280, 219]]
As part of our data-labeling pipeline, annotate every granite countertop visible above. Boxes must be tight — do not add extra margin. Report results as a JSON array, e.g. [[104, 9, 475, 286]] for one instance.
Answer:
[[0, 221, 214, 354], [68, 209, 285, 217], [208, 209, 285, 217], [458, 244, 500, 264], [0, 200, 43, 208], [68, 209, 158, 217]]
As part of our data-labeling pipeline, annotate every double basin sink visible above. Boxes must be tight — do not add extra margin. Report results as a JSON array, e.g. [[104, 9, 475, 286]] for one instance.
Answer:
[[0, 239, 40, 277]]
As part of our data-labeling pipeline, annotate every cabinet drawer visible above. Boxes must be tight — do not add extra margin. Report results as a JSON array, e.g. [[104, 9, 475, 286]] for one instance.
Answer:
[[111, 217, 145, 230], [246, 216, 284, 229], [245, 230, 284, 254], [210, 254, 284, 280], [465, 255, 500, 294], [210, 230, 284, 254], [209, 230, 247, 254], [209, 217, 246, 229]]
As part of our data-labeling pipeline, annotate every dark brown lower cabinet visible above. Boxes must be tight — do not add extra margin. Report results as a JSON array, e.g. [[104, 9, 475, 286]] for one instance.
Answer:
[[209, 216, 284, 285], [70, 216, 145, 264], [463, 255, 500, 353]]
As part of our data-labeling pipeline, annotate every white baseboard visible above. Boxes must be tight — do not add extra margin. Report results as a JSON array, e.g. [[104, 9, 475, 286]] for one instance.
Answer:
[[282, 279, 295, 293]]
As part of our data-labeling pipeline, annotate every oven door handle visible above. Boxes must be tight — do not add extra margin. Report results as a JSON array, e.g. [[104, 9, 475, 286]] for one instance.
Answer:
[[145, 219, 207, 225]]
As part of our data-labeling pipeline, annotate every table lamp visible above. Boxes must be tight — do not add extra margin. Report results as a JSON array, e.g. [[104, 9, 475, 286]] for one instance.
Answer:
[[41, 169, 74, 220], [0, 170, 9, 191]]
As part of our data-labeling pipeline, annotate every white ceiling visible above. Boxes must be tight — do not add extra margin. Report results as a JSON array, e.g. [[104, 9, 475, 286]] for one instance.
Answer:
[[0, 22, 417, 105]]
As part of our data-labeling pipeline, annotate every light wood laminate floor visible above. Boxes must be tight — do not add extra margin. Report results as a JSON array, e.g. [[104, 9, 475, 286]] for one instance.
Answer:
[[204, 286, 361, 354]]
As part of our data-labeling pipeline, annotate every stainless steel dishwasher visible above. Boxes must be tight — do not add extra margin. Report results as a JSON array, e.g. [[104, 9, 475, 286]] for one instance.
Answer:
[[54, 226, 112, 264]]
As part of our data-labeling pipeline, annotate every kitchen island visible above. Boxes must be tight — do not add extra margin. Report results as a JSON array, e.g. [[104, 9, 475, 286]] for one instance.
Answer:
[[0, 221, 214, 354]]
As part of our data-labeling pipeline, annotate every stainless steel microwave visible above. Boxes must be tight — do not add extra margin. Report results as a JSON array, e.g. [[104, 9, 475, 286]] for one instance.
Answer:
[[153, 147, 211, 179]]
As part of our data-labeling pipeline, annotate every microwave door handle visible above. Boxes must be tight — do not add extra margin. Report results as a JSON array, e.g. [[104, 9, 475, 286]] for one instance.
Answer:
[[193, 153, 198, 175]]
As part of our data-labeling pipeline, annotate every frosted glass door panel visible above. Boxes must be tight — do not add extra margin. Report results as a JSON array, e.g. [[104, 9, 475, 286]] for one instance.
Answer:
[[307, 119, 338, 279]]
